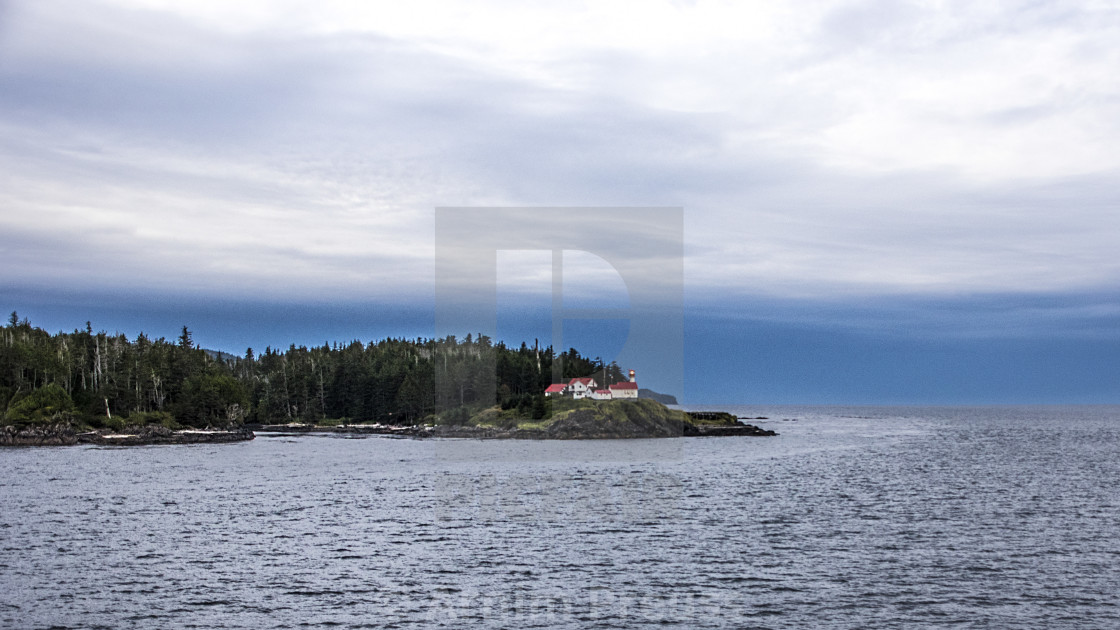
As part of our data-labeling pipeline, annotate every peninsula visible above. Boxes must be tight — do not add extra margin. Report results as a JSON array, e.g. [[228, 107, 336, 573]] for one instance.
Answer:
[[252, 398, 776, 440], [1, 314, 775, 445]]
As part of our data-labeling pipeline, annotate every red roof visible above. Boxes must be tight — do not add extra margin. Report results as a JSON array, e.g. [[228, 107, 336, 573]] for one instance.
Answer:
[[544, 384, 567, 393], [593, 389, 611, 395], [609, 382, 638, 390], [568, 377, 596, 386]]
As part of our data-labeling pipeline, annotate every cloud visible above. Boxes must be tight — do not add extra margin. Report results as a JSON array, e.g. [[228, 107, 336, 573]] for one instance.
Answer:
[[1, 0, 1118, 306], [684, 169, 1120, 298], [689, 289, 1120, 341]]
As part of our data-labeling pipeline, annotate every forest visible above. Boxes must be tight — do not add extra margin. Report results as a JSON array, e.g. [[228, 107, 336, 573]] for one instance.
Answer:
[[0, 312, 626, 430]]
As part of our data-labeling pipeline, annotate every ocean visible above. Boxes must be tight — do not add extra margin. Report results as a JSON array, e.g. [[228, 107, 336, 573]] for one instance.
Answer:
[[2, 406, 1118, 628]]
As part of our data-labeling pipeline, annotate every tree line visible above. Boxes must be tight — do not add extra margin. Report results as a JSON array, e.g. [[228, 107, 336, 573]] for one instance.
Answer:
[[0, 312, 625, 429]]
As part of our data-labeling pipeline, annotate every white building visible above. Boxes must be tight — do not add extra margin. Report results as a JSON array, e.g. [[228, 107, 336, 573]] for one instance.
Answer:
[[608, 370, 639, 399], [566, 377, 598, 399], [543, 370, 640, 401], [590, 389, 613, 400]]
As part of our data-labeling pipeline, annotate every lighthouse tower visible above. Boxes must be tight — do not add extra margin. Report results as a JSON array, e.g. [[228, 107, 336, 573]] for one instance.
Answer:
[[610, 369, 639, 399]]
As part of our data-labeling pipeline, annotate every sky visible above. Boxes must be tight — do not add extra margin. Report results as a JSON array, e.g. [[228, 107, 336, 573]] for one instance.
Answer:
[[1, 0, 1118, 404]]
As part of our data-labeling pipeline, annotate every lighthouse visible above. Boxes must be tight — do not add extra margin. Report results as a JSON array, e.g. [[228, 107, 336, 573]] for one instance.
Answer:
[[610, 369, 639, 399]]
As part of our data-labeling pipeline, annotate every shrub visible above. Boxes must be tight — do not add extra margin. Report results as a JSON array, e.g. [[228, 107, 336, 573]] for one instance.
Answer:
[[4, 383, 75, 426], [102, 416, 128, 432], [438, 405, 471, 426], [127, 411, 180, 430]]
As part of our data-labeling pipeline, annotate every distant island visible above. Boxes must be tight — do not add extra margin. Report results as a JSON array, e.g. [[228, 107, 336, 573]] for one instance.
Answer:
[[639, 388, 678, 405], [0, 313, 771, 445]]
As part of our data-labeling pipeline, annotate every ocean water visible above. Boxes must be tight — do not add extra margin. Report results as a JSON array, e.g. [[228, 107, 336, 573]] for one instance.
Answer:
[[2, 406, 1119, 629]]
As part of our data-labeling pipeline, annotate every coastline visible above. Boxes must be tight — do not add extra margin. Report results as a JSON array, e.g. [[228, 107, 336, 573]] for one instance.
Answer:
[[251, 405, 778, 440], [1, 424, 255, 447], [2, 402, 778, 446], [251, 421, 776, 439], [1, 421, 775, 446]]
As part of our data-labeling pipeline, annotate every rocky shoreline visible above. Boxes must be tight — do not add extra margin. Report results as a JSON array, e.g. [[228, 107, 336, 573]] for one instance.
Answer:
[[429, 421, 777, 439], [1, 424, 255, 447], [3, 411, 776, 446], [0, 423, 80, 446], [250, 423, 433, 438], [77, 426, 255, 446], [250, 413, 778, 440]]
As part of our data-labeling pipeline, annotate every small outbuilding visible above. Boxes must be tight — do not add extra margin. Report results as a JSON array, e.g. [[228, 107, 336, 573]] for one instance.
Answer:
[[590, 389, 613, 400]]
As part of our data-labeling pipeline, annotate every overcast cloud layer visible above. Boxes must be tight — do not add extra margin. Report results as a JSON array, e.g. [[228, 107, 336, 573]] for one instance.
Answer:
[[3, 0, 1119, 310]]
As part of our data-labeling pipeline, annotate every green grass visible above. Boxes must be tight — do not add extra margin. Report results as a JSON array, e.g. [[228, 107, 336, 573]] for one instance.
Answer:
[[512, 419, 552, 430], [465, 397, 698, 432], [686, 412, 739, 426]]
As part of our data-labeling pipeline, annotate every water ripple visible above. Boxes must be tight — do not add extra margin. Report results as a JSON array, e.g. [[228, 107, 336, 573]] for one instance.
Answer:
[[1, 407, 1119, 628]]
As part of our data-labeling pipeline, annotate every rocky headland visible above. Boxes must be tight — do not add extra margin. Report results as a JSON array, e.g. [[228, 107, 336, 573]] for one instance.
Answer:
[[252, 399, 777, 440]]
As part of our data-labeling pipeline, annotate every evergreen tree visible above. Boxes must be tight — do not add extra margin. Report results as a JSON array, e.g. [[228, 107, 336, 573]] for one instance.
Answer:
[[0, 316, 616, 427]]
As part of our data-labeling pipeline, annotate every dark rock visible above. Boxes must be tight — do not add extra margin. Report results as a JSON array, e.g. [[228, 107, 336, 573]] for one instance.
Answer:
[[4, 423, 257, 447], [76, 426, 255, 446], [431, 425, 530, 439], [686, 411, 739, 424], [542, 407, 685, 439], [0, 423, 79, 446], [689, 423, 777, 437], [246, 403, 779, 441], [250, 423, 433, 438]]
